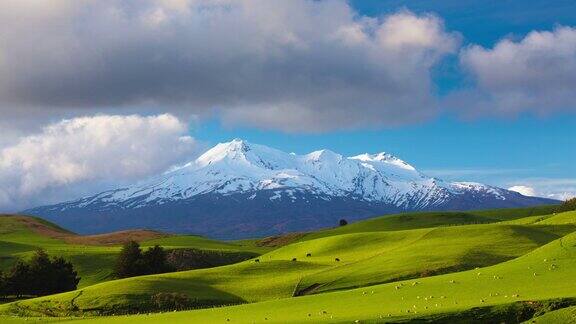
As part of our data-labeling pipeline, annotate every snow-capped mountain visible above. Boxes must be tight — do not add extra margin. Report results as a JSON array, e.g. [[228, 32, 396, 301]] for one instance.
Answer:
[[25, 139, 557, 239]]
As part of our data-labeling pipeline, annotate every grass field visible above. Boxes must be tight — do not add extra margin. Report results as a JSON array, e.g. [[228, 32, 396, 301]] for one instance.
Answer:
[[1, 207, 575, 323], [0, 215, 268, 288], [530, 306, 576, 323]]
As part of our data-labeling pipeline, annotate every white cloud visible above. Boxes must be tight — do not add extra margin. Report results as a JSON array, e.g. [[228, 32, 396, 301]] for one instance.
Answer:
[[424, 167, 575, 201], [458, 26, 576, 116], [508, 185, 536, 197], [0, 114, 197, 210], [0, 0, 459, 132], [507, 179, 576, 201]]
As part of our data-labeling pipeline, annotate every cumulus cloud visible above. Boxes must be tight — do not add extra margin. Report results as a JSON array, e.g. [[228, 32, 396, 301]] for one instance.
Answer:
[[0, 114, 197, 210], [458, 26, 576, 116], [0, 0, 459, 132], [508, 185, 536, 197], [508, 179, 576, 201]]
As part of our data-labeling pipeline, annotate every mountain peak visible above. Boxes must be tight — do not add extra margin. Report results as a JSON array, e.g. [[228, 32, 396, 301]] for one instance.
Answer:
[[226, 138, 250, 150], [305, 149, 342, 162], [196, 139, 251, 166], [25, 139, 557, 239], [351, 152, 416, 171], [195, 139, 294, 170]]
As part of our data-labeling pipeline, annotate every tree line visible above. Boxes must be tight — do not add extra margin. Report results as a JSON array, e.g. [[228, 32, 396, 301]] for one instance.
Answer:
[[558, 197, 576, 213], [114, 241, 174, 278], [0, 250, 80, 298]]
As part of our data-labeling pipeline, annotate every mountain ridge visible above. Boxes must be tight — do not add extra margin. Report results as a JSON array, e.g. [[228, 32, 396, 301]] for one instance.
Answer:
[[24, 139, 558, 239]]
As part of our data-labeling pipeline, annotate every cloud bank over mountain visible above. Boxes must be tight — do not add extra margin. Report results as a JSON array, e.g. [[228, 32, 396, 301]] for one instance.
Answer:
[[0, 114, 197, 210], [1, 0, 457, 132]]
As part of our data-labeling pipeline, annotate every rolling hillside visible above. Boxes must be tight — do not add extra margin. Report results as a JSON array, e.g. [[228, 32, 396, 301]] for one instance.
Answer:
[[0, 208, 574, 323], [66, 228, 576, 323], [0, 215, 267, 288]]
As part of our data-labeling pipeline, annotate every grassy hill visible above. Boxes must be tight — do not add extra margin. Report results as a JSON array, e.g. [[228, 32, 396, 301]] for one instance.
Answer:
[[530, 305, 576, 323], [0, 215, 268, 288], [297, 205, 560, 242], [1, 206, 575, 323], [13, 225, 574, 324]]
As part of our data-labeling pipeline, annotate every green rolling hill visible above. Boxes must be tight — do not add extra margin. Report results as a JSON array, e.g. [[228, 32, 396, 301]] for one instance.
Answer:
[[0, 207, 575, 323], [0, 215, 267, 288]]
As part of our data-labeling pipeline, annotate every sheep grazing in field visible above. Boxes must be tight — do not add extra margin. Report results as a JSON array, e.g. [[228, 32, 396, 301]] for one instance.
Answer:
[[292, 258, 297, 262], [306, 253, 312, 257]]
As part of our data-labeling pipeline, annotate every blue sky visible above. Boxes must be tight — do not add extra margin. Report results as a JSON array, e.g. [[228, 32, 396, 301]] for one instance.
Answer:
[[194, 115, 576, 185], [0, 0, 575, 210], [191, 0, 576, 194]]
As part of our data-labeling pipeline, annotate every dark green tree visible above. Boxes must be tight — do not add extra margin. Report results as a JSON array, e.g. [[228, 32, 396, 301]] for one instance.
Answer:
[[114, 240, 144, 278], [0, 250, 79, 298], [51, 256, 80, 293], [27, 249, 80, 296], [0, 270, 5, 297], [3, 261, 32, 297], [339, 219, 348, 226], [558, 198, 576, 212], [29, 249, 56, 296], [143, 245, 174, 274]]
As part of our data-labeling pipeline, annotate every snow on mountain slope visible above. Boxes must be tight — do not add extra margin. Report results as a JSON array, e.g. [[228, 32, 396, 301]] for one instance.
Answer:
[[24, 139, 558, 238], [77, 138, 449, 207]]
